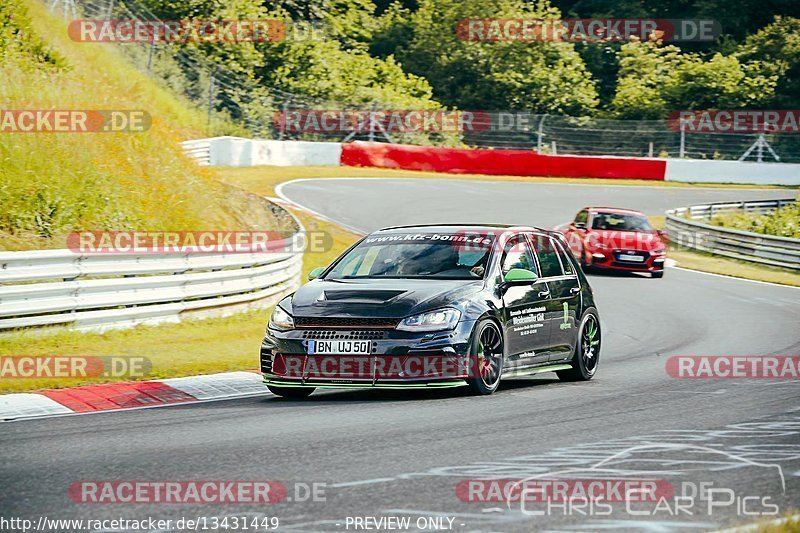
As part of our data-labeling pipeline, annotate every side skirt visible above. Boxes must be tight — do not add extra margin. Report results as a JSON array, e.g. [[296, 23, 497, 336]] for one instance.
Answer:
[[503, 363, 573, 379]]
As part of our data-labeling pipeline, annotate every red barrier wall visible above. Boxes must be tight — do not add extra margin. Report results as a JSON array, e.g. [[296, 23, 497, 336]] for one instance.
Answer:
[[341, 141, 667, 181]]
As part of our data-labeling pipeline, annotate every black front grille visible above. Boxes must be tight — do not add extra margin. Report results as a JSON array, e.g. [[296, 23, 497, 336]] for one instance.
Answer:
[[301, 330, 387, 340], [294, 316, 397, 329]]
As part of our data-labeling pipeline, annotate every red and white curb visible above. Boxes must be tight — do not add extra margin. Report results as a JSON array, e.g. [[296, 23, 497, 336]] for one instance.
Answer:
[[0, 371, 269, 421]]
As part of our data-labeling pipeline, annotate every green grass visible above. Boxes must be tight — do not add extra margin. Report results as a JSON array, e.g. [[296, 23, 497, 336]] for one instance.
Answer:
[[0, 1, 282, 251], [0, 310, 270, 393], [668, 248, 800, 287]]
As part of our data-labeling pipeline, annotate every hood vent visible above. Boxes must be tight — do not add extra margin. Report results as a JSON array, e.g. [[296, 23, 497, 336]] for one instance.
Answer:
[[320, 290, 407, 305]]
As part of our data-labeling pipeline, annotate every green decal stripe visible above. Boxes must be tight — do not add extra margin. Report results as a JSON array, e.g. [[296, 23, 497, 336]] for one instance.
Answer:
[[264, 378, 466, 389], [504, 364, 573, 378]]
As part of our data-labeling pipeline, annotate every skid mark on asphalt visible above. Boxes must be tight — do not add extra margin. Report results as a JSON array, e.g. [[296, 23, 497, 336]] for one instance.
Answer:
[[270, 411, 800, 532]]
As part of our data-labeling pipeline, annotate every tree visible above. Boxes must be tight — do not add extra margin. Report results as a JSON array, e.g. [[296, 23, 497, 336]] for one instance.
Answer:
[[393, 0, 599, 114], [609, 41, 683, 118], [258, 39, 437, 107], [267, 0, 380, 51], [736, 16, 800, 109], [138, 0, 270, 74], [610, 40, 776, 118]]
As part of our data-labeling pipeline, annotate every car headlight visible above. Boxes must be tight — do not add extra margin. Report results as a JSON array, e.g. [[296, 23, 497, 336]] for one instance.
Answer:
[[397, 308, 461, 332], [269, 306, 294, 331], [652, 248, 666, 255]]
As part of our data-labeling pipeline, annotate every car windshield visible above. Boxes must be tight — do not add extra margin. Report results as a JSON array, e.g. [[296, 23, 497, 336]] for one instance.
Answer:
[[591, 212, 653, 231], [325, 232, 496, 280]]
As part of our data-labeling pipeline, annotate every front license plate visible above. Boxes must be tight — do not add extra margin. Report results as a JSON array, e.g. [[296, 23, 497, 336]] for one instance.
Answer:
[[309, 340, 373, 355], [618, 254, 645, 262]]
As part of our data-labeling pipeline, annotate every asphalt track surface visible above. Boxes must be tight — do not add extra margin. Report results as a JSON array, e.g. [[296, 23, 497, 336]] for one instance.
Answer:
[[2, 178, 799, 533]]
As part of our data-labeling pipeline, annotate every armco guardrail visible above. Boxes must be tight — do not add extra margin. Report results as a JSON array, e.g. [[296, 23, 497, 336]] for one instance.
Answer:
[[0, 247, 302, 331], [665, 198, 800, 269]]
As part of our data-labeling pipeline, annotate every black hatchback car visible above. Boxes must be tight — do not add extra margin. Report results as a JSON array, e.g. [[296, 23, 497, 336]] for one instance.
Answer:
[[261, 225, 600, 397]]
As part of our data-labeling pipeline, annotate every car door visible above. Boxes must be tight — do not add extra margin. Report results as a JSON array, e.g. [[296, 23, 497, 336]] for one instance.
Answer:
[[539, 235, 582, 362], [498, 234, 551, 367]]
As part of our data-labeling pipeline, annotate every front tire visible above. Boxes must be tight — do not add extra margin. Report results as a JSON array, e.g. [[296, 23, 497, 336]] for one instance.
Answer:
[[466, 319, 504, 395], [557, 309, 600, 382], [267, 385, 315, 398], [652, 270, 664, 278]]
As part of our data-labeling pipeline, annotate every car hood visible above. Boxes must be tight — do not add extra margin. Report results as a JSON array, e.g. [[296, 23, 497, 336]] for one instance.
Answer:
[[587, 230, 665, 251], [287, 278, 484, 319]]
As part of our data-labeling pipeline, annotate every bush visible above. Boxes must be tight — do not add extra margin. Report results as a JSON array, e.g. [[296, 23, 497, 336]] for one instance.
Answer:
[[710, 203, 800, 239]]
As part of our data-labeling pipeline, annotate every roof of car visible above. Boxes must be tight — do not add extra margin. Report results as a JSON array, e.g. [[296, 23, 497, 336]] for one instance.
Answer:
[[584, 206, 646, 215], [375, 223, 549, 233]]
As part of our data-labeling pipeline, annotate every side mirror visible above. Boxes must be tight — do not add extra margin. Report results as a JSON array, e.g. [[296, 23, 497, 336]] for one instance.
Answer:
[[308, 267, 325, 281], [657, 229, 670, 243], [574, 221, 586, 229], [503, 268, 538, 285]]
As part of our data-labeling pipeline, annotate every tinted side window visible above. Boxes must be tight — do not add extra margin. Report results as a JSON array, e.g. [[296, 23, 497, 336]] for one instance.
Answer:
[[501, 237, 538, 276], [532, 235, 563, 278], [554, 240, 575, 275], [575, 210, 588, 225]]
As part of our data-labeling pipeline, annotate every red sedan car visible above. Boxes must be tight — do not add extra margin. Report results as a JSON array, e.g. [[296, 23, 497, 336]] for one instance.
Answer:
[[561, 207, 667, 278]]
